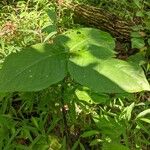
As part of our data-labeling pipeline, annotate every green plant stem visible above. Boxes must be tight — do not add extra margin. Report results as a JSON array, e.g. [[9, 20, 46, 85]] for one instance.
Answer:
[[60, 78, 70, 149]]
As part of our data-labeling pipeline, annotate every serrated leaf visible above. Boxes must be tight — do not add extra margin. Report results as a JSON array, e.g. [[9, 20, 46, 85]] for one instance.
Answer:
[[0, 43, 67, 92]]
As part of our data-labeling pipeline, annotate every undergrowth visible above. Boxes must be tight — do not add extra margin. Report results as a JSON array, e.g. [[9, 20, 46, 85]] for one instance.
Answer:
[[0, 0, 150, 150]]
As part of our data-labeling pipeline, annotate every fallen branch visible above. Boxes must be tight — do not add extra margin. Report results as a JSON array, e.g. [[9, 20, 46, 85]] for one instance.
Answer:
[[65, 2, 140, 42]]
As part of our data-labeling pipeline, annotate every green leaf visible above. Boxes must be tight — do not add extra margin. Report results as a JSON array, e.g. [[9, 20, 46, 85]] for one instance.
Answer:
[[0, 115, 15, 129], [81, 130, 99, 138], [42, 25, 57, 34], [46, 8, 57, 23], [69, 56, 150, 93], [90, 139, 103, 146], [79, 142, 85, 150], [131, 37, 145, 49], [93, 115, 125, 137], [136, 109, 150, 119], [136, 121, 150, 135], [54, 27, 116, 57], [0, 43, 67, 92], [61, 136, 67, 150], [122, 102, 135, 121], [103, 142, 129, 150], [136, 11, 145, 17], [139, 118, 150, 124], [71, 140, 79, 150], [131, 32, 143, 38], [57, 27, 149, 93], [127, 52, 146, 65], [43, 31, 57, 42], [75, 88, 109, 104], [133, 0, 142, 9]]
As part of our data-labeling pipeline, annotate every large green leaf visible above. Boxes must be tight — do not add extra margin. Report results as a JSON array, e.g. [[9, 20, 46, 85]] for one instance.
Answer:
[[63, 28, 150, 93], [0, 43, 67, 92], [54, 27, 116, 57], [69, 54, 150, 93]]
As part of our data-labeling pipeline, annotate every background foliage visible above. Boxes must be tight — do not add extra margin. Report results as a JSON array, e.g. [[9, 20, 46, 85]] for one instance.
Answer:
[[0, 0, 150, 150]]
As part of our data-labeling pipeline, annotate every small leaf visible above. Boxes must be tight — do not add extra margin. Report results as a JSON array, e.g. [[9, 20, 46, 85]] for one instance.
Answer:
[[136, 109, 150, 119], [71, 140, 79, 150], [90, 139, 103, 146], [42, 25, 57, 34], [0, 115, 15, 129], [136, 11, 145, 17], [44, 31, 57, 42], [122, 102, 135, 121], [81, 130, 99, 138], [103, 142, 129, 150], [127, 52, 146, 65], [131, 37, 145, 49], [131, 31, 146, 38], [140, 118, 150, 124], [136, 121, 150, 135], [76, 89, 108, 104], [79, 142, 85, 150], [46, 8, 57, 23]]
